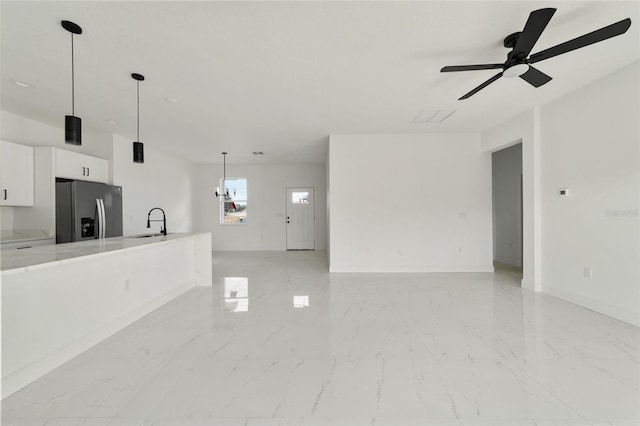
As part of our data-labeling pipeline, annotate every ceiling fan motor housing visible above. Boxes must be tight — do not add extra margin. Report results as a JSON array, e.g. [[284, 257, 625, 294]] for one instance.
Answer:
[[504, 32, 522, 49], [504, 32, 529, 65]]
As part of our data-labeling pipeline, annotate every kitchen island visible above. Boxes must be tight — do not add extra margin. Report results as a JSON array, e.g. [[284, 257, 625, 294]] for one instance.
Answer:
[[1, 232, 212, 398]]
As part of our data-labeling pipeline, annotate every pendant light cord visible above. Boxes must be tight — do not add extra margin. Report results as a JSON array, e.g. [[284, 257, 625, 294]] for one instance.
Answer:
[[71, 33, 75, 116], [137, 80, 140, 141]]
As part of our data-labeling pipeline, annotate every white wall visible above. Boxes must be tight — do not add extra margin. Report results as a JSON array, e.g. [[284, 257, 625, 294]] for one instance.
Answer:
[[112, 134, 196, 236], [540, 61, 639, 326], [328, 134, 493, 273], [492, 143, 523, 267], [326, 147, 331, 264], [1, 207, 14, 230], [194, 163, 327, 251]]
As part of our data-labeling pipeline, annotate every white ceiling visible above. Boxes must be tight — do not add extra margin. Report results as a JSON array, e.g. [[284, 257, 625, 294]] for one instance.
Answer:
[[2, 1, 639, 165]]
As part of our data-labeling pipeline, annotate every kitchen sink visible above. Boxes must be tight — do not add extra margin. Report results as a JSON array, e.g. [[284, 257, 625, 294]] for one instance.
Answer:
[[127, 233, 171, 238]]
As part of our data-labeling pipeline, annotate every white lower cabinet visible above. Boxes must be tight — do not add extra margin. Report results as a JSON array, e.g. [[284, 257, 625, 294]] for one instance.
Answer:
[[55, 148, 108, 183], [0, 140, 34, 206]]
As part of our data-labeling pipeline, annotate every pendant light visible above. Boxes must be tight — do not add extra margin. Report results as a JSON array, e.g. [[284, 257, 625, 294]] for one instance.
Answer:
[[215, 152, 230, 197], [61, 20, 82, 145], [132, 73, 145, 163]]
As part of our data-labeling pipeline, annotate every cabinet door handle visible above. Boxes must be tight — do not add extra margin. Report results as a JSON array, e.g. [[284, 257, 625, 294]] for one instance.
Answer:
[[87, 167, 90, 176], [3, 189, 6, 200], [82, 167, 86, 176]]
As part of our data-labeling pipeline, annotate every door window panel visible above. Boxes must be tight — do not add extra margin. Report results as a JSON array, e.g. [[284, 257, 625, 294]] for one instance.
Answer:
[[292, 191, 309, 204]]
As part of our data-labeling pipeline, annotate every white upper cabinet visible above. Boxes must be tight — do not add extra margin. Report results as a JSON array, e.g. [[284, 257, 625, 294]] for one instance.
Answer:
[[55, 149, 108, 183], [0, 140, 34, 206]]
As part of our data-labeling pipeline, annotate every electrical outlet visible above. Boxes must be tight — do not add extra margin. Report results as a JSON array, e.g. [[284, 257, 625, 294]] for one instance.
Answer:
[[584, 267, 592, 279]]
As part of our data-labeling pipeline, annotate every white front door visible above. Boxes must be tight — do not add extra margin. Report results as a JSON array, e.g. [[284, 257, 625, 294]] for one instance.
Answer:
[[286, 187, 315, 250]]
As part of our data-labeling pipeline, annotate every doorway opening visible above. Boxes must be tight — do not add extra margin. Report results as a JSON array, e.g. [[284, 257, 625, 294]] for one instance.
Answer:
[[492, 143, 523, 279], [286, 187, 315, 250]]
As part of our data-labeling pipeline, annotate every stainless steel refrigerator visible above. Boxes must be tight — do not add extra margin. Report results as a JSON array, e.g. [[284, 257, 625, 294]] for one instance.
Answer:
[[55, 179, 123, 243]]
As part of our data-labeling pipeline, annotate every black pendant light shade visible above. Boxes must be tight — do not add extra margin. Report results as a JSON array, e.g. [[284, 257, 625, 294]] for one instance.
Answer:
[[132, 73, 145, 163], [62, 20, 82, 145], [65, 115, 81, 146], [133, 142, 144, 163]]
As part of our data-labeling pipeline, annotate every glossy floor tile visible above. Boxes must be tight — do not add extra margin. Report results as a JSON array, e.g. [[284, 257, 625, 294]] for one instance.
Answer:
[[3, 251, 639, 426]]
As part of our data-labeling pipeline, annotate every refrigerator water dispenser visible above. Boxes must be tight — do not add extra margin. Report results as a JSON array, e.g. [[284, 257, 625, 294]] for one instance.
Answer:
[[81, 217, 95, 238]]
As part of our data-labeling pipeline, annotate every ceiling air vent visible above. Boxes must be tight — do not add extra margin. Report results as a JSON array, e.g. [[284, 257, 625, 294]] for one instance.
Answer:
[[410, 110, 456, 124]]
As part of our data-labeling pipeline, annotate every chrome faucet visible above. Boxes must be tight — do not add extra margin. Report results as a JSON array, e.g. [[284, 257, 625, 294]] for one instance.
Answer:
[[147, 207, 167, 236]]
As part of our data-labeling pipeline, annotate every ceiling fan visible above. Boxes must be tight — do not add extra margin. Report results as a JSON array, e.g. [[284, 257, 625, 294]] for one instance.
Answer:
[[440, 8, 632, 100]]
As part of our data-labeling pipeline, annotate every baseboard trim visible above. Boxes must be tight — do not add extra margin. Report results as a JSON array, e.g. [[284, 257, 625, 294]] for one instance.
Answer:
[[543, 285, 639, 327], [329, 265, 494, 273], [1, 279, 195, 399], [521, 278, 542, 292]]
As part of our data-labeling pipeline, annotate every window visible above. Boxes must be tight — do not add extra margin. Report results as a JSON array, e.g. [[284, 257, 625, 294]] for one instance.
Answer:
[[291, 191, 310, 204], [220, 178, 247, 224]]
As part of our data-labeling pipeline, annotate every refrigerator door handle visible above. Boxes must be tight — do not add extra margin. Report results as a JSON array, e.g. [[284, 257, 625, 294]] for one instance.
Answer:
[[100, 199, 106, 238], [95, 199, 106, 239], [95, 199, 101, 239], [97, 199, 103, 239]]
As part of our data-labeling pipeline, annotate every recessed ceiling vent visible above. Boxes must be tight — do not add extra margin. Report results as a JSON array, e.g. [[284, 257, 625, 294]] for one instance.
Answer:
[[410, 110, 456, 124]]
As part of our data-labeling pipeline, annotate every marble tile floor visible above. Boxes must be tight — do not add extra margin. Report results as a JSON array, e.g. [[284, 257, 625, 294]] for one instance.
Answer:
[[2, 251, 639, 426]]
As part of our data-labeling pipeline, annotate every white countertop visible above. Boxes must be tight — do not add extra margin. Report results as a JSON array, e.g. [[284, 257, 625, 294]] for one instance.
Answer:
[[1, 229, 53, 244], [1, 232, 209, 274]]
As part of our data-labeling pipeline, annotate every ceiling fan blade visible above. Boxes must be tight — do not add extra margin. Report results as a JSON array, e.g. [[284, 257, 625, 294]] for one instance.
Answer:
[[459, 72, 503, 100], [512, 8, 556, 60], [441, 64, 504, 72], [529, 18, 632, 64], [519, 66, 552, 87]]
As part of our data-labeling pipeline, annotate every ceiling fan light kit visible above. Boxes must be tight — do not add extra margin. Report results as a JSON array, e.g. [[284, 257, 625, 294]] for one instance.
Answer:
[[61, 20, 83, 145], [503, 63, 530, 78], [440, 8, 632, 100]]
